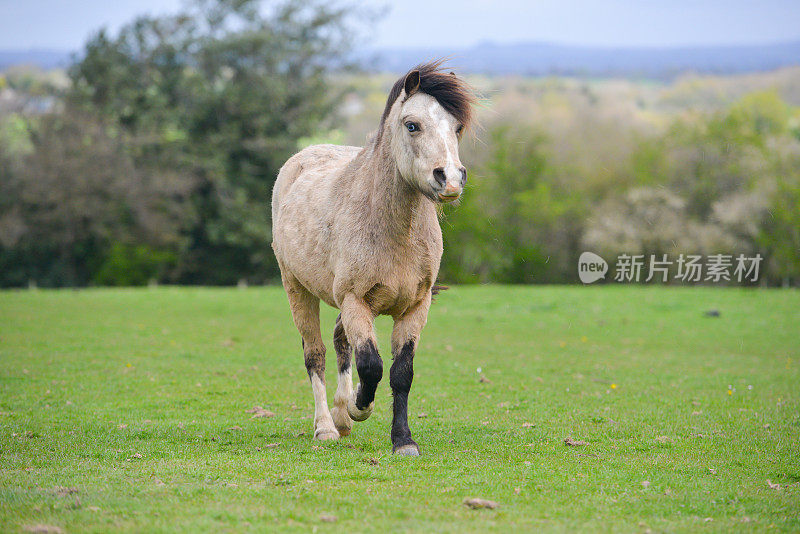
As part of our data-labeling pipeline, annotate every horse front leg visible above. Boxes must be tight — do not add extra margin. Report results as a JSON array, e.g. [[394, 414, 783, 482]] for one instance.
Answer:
[[390, 296, 431, 456], [340, 294, 382, 422]]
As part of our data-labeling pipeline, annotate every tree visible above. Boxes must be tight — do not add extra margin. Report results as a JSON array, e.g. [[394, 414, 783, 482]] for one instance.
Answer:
[[759, 175, 800, 286], [0, 110, 187, 287], [67, 0, 360, 284], [440, 125, 584, 284]]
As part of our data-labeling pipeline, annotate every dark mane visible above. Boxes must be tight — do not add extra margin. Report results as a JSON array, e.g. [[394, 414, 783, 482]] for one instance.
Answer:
[[378, 60, 477, 137]]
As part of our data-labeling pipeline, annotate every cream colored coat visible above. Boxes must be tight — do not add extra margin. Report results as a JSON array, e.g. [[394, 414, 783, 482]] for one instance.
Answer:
[[271, 83, 467, 444]]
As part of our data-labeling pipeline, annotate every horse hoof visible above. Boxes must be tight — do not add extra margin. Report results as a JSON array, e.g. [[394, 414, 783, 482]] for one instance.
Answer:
[[314, 427, 339, 441], [331, 405, 352, 436], [347, 385, 373, 422], [347, 399, 373, 422], [393, 443, 421, 456]]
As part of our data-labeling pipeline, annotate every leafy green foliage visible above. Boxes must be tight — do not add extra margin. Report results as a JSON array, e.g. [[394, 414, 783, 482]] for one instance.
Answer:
[[444, 89, 800, 285], [94, 243, 176, 286], [0, 0, 358, 287], [69, 0, 357, 285], [442, 126, 584, 283], [759, 175, 800, 283], [2, 23, 799, 286], [630, 91, 794, 219]]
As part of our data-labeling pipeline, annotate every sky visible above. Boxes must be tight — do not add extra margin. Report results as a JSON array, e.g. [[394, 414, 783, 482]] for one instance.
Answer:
[[0, 0, 799, 51]]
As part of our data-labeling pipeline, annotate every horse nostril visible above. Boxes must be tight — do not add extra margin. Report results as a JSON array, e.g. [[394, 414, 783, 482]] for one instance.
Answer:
[[459, 167, 467, 185], [433, 167, 446, 186]]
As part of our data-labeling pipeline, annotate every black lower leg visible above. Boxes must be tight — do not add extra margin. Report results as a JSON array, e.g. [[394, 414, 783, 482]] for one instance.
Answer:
[[302, 339, 325, 382], [354, 339, 382, 409], [390, 340, 417, 450], [333, 314, 351, 375]]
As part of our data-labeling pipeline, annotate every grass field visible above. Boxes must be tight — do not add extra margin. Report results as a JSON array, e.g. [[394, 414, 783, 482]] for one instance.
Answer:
[[1, 286, 798, 532]]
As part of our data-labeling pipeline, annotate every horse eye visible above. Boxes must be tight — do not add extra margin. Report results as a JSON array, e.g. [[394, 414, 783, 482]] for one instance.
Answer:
[[456, 125, 464, 136], [405, 122, 418, 133]]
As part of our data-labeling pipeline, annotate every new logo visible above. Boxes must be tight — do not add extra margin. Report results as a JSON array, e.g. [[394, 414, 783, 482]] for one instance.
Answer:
[[578, 252, 608, 284]]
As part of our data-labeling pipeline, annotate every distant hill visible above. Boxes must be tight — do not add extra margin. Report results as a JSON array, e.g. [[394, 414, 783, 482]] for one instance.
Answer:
[[364, 40, 800, 79], [3, 41, 800, 79], [0, 49, 72, 71]]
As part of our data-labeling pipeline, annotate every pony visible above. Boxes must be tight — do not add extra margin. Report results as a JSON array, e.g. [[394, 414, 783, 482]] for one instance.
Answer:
[[271, 61, 476, 455]]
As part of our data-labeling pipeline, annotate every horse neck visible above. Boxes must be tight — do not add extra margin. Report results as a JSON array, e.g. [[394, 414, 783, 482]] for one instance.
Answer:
[[362, 133, 430, 242]]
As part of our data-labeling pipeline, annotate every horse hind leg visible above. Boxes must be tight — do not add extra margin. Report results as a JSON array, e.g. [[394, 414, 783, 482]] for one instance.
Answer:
[[330, 314, 353, 436], [282, 274, 338, 441]]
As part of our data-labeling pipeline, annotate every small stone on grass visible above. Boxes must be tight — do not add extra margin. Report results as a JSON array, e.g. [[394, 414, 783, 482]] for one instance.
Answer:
[[464, 497, 499, 510], [245, 406, 276, 418], [23, 525, 64, 534]]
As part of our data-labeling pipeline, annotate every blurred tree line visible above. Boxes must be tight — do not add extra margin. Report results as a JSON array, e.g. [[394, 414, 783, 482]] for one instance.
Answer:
[[441, 90, 800, 286], [1, 0, 799, 287], [0, 0, 356, 286]]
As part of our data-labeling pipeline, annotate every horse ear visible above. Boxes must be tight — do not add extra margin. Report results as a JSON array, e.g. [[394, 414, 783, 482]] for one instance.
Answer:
[[404, 70, 420, 96]]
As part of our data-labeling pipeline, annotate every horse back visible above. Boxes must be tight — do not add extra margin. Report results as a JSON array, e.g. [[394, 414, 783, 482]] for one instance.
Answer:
[[271, 144, 361, 226]]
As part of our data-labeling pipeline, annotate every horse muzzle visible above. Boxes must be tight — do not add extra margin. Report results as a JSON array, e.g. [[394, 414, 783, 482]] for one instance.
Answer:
[[432, 166, 465, 202], [437, 183, 462, 202]]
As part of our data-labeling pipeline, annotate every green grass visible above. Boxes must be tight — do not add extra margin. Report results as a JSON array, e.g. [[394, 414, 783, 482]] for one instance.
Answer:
[[1, 286, 798, 532]]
